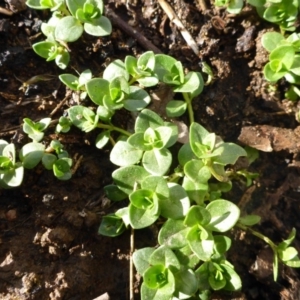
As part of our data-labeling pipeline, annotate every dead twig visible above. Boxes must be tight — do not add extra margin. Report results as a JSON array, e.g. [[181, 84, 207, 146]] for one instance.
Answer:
[[49, 93, 71, 117], [105, 7, 162, 54], [129, 227, 134, 300], [197, 0, 208, 11], [157, 0, 199, 56], [0, 7, 13, 16]]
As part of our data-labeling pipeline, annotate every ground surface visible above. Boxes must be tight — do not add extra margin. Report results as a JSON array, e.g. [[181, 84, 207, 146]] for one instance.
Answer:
[[1, 0, 300, 299]]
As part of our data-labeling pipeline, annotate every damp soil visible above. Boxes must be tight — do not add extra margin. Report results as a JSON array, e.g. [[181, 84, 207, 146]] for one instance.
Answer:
[[1, 0, 300, 299]]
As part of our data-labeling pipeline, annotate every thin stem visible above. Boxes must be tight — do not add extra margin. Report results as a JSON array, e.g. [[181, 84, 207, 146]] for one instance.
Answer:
[[128, 77, 137, 85], [97, 123, 131, 137], [236, 223, 277, 252], [129, 227, 135, 300], [183, 92, 194, 124]]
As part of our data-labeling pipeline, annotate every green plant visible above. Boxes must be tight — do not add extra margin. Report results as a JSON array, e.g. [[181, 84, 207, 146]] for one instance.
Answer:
[[215, 0, 300, 32], [97, 108, 300, 299], [261, 31, 300, 100], [0, 117, 73, 188], [247, 0, 299, 32], [23, 117, 51, 142], [0, 140, 24, 188], [26, 0, 112, 68], [214, 0, 244, 14], [6, 39, 300, 297], [59, 69, 92, 100]]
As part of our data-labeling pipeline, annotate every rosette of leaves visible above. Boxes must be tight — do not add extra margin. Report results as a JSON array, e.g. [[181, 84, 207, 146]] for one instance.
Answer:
[[178, 122, 246, 204], [125, 51, 159, 87], [133, 246, 186, 300], [214, 0, 244, 14], [26, 0, 65, 11], [86, 60, 151, 111], [26, 0, 112, 68], [59, 69, 92, 100], [132, 200, 241, 300], [110, 109, 178, 176], [247, 0, 299, 31], [154, 54, 204, 118], [30, 11, 71, 69], [262, 32, 300, 84], [42, 140, 73, 180], [66, 0, 112, 37], [32, 37, 70, 69], [67, 105, 115, 149], [23, 117, 51, 142], [0, 141, 24, 188]]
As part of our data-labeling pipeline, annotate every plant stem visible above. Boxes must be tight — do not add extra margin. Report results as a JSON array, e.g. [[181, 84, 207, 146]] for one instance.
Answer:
[[97, 123, 131, 137], [183, 92, 194, 124], [236, 223, 277, 252], [129, 227, 135, 300]]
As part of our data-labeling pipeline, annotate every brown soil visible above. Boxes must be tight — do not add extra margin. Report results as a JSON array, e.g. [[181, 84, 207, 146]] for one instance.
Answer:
[[1, 0, 300, 299]]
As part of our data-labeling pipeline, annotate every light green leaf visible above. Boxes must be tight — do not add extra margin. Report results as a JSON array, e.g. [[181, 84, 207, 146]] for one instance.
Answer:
[[112, 165, 149, 195], [55, 16, 83, 42], [158, 219, 189, 249], [110, 140, 143, 167], [84, 16, 112, 36], [133, 247, 155, 275], [142, 148, 172, 176], [206, 199, 240, 232], [159, 182, 190, 219]]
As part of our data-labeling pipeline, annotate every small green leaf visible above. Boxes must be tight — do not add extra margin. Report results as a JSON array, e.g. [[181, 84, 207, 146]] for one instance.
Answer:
[[95, 130, 110, 149], [238, 215, 261, 226], [103, 59, 129, 81], [133, 247, 155, 275], [98, 213, 126, 237], [142, 148, 172, 176], [158, 219, 189, 249], [129, 202, 159, 229], [187, 226, 214, 261], [104, 184, 127, 201], [110, 140, 143, 167], [42, 153, 57, 170], [86, 78, 110, 106], [214, 235, 232, 255], [124, 86, 151, 111], [206, 199, 240, 232], [159, 182, 190, 219], [262, 32, 285, 52], [135, 109, 164, 132], [184, 159, 211, 184], [166, 100, 187, 117], [19, 142, 45, 169], [149, 245, 180, 271], [55, 16, 83, 42], [112, 165, 149, 195], [212, 143, 247, 165], [84, 16, 112, 36]]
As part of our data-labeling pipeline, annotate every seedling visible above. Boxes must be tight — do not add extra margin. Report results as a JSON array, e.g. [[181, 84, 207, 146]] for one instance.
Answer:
[[0, 141, 24, 188], [215, 0, 244, 14], [23, 117, 51, 142], [261, 31, 300, 100], [26, 0, 112, 68], [59, 69, 92, 100], [6, 33, 300, 298], [247, 0, 299, 31]]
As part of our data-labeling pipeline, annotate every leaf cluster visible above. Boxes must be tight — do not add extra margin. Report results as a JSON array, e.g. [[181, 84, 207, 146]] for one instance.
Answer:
[[26, 0, 112, 68], [58, 52, 204, 149], [98, 108, 251, 299], [216, 0, 300, 32], [247, 0, 299, 32], [0, 118, 72, 188], [261, 31, 300, 100]]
